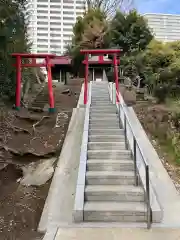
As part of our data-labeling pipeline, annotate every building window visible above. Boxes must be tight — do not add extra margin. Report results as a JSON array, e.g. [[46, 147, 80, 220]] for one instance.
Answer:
[[50, 27, 61, 31], [63, 0, 74, 2], [37, 40, 48, 44], [50, 33, 61, 37], [63, 22, 72, 26], [51, 40, 60, 44], [37, 4, 48, 8], [37, 10, 48, 14], [76, 5, 83, 9], [63, 16, 74, 20], [50, 16, 61, 20], [63, 33, 72, 37], [37, 33, 48, 36], [63, 10, 74, 14], [76, 0, 84, 3], [37, 44, 48, 48], [76, 11, 84, 15], [37, 27, 48, 31], [50, 10, 61, 14], [50, 45, 60, 48], [37, 0, 48, 2], [37, 15, 48, 19], [63, 28, 72, 32], [50, 22, 61, 26], [38, 50, 48, 53], [37, 21, 48, 25]]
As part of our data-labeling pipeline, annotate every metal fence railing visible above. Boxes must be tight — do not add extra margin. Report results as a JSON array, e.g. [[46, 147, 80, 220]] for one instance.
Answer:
[[108, 82, 152, 229]]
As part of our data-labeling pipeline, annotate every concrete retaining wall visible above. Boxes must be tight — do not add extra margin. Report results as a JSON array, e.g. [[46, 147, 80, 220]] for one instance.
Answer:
[[39, 83, 86, 238]]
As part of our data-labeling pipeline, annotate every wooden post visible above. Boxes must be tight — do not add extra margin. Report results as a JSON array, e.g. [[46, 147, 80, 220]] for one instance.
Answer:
[[59, 69, 62, 82], [113, 54, 119, 103], [46, 56, 55, 112], [15, 55, 21, 110], [84, 53, 89, 105]]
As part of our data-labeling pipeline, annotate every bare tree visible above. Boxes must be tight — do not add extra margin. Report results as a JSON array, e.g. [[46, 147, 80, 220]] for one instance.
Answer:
[[85, 0, 134, 16]]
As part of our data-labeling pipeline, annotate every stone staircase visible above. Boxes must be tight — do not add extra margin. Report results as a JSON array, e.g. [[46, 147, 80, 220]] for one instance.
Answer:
[[83, 82, 147, 222]]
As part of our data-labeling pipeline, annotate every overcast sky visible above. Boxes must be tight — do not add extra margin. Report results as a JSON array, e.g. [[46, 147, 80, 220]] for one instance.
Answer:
[[135, 0, 180, 14]]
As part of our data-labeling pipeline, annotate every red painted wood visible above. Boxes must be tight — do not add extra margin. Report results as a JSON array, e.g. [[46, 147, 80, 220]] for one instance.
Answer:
[[80, 49, 121, 54], [46, 56, 55, 110], [12, 53, 56, 58], [84, 54, 89, 105], [113, 55, 120, 103], [15, 55, 21, 109]]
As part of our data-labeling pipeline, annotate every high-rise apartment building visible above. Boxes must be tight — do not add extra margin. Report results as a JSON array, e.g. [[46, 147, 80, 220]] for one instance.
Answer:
[[143, 13, 180, 42], [26, 0, 85, 55]]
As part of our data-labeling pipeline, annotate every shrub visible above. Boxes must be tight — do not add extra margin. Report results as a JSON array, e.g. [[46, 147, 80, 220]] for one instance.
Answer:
[[106, 71, 114, 82], [169, 85, 180, 98], [154, 84, 169, 103], [171, 112, 180, 130]]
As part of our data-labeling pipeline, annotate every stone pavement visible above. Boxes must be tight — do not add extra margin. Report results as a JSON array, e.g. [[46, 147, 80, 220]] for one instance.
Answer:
[[55, 228, 180, 240]]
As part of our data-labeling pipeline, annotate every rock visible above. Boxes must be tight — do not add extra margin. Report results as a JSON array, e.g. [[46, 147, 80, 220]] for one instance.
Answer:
[[62, 89, 70, 94], [43, 103, 50, 112], [20, 157, 56, 186]]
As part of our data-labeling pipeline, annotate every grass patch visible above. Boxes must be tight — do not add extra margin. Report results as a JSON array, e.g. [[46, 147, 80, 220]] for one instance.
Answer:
[[155, 134, 180, 166]]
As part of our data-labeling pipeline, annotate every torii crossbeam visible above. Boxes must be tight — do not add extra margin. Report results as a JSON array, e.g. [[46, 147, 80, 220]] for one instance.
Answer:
[[12, 53, 56, 112], [80, 49, 121, 104]]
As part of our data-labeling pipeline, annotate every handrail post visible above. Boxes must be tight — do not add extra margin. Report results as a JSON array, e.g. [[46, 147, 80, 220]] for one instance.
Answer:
[[124, 115, 128, 149], [146, 165, 151, 229], [133, 137, 138, 186], [113, 83, 116, 104], [111, 82, 113, 103], [118, 104, 121, 128]]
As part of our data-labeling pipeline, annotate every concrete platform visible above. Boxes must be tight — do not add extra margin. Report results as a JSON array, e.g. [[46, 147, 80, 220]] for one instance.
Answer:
[[54, 228, 180, 240]]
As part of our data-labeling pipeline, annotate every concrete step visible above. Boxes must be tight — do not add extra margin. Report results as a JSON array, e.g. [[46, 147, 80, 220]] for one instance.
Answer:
[[87, 150, 131, 160], [91, 103, 112, 106], [89, 123, 119, 129], [86, 171, 134, 185], [91, 99, 110, 101], [91, 95, 109, 97], [85, 185, 144, 202], [91, 109, 116, 113], [89, 135, 125, 142], [89, 120, 120, 126], [88, 142, 125, 150], [90, 104, 113, 107], [90, 113, 118, 118], [91, 100, 111, 103], [91, 97, 109, 98], [84, 201, 147, 222], [89, 116, 118, 121], [91, 94, 109, 96], [91, 104, 113, 107], [90, 106, 115, 110], [89, 129, 123, 135], [91, 101, 111, 104], [90, 116, 118, 121], [89, 121, 119, 125], [86, 159, 134, 171], [91, 110, 116, 114]]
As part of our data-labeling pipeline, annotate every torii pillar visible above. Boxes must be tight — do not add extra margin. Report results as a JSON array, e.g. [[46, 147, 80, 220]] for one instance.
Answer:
[[12, 53, 56, 112], [80, 49, 121, 105]]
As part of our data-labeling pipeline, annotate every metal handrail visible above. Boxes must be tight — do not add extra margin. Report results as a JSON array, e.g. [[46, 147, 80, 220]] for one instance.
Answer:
[[114, 85, 152, 229]]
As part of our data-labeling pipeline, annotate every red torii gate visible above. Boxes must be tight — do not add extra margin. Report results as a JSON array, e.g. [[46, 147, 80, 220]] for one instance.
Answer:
[[81, 49, 121, 105], [12, 53, 56, 112]]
